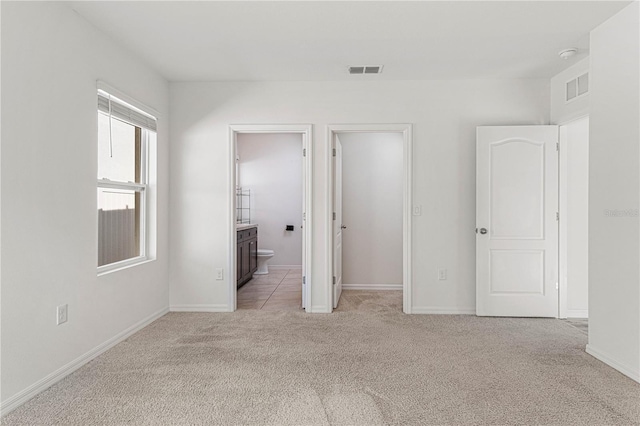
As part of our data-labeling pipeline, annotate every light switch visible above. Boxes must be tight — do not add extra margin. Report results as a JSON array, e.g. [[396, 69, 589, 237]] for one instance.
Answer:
[[438, 268, 447, 280]]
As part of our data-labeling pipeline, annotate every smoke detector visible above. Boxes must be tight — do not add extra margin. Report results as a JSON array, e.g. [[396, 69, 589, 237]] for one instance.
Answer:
[[559, 48, 578, 60], [348, 65, 383, 75]]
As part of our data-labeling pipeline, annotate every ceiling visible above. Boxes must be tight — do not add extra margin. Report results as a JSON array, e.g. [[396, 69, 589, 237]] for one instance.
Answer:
[[68, 1, 631, 82]]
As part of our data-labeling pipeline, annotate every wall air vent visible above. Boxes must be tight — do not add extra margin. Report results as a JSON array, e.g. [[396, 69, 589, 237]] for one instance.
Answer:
[[566, 72, 589, 102], [348, 65, 383, 75]]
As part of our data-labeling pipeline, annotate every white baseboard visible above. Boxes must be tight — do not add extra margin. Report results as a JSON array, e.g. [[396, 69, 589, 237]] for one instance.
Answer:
[[0, 306, 169, 417], [343, 284, 403, 291], [586, 344, 640, 384], [566, 309, 588, 318], [269, 265, 302, 270], [310, 305, 331, 313], [169, 304, 231, 312], [411, 306, 476, 315]]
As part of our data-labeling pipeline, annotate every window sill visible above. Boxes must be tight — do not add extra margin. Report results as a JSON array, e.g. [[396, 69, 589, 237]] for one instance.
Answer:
[[97, 256, 155, 277]]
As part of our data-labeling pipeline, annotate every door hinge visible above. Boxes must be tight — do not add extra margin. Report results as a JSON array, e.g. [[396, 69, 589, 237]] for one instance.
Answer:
[[303, 212, 306, 220], [556, 212, 559, 221], [333, 212, 336, 220], [556, 142, 559, 152], [332, 148, 336, 157], [333, 276, 336, 285], [303, 148, 306, 157], [302, 276, 306, 285]]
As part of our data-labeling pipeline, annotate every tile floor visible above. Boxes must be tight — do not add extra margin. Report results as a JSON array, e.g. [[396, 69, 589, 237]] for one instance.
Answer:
[[237, 269, 303, 310]]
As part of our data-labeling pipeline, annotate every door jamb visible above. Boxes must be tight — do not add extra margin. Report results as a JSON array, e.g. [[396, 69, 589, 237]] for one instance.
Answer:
[[228, 124, 313, 312], [326, 124, 413, 313]]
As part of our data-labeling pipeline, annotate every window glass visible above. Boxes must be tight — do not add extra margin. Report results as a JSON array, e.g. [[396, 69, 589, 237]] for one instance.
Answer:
[[98, 113, 138, 182], [97, 188, 141, 267]]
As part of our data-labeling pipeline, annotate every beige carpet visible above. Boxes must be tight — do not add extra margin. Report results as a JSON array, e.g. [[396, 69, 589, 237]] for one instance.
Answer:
[[3, 291, 640, 425]]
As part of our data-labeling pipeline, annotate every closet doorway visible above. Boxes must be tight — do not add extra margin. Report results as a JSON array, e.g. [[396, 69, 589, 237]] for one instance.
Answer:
[[327, 124, 413, 313]]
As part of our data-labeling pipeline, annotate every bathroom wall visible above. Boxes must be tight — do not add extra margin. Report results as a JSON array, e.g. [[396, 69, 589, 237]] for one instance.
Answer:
[[237, 133, 303, 267], [338, 132, 404, 287]]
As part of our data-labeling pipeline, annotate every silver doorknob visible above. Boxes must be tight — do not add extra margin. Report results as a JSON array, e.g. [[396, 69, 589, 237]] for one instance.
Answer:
[[479, 228, 488, 234], [341, 225, 347, 229]]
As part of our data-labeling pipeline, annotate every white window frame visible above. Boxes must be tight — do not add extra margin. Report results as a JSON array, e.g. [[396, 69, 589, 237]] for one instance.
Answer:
[[97, 86, 156, 275]]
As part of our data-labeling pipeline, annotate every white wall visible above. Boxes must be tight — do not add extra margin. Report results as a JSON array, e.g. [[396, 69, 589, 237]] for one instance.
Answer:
[[1, 2, 170, 410], [560, 117, 589, 318], [550, 57, 590, 124], [237, 133, 303, 267], [587, 2, 640, 383], [169, 79, 550, 313], [339, 132, 403, 287]]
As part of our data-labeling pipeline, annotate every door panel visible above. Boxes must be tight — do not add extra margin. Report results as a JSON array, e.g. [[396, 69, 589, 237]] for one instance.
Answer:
[[490, 140, 545, 239], [333, 137, 343, 309], [490, 250, 544, 294], [477, 126, 558, 317]]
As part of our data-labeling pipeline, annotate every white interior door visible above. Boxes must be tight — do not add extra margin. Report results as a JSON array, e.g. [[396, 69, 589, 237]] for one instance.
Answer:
[[333, 137, 343, 308], [476, 126, 559, 317]]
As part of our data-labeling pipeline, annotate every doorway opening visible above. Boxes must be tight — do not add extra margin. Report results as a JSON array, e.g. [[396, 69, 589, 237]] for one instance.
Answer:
[[228, 125, 313, 312], [559, 116, 589, 322], [327, 124, 413, 313]]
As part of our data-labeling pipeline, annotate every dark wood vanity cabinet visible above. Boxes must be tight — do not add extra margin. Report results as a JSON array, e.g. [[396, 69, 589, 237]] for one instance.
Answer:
[[237, 227, 258, 288]]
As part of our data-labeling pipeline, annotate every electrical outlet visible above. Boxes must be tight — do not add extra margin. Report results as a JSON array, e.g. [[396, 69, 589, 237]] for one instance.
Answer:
[[413, 205, 422, 216], [438, 268, 447, 280], [57, 304, 68, 325], [216, 268, 224, 280]]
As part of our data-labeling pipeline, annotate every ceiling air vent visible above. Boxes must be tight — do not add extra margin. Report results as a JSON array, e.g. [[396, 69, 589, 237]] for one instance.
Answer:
[[566, 72, 589, 102], [348, 65, 383, 75]]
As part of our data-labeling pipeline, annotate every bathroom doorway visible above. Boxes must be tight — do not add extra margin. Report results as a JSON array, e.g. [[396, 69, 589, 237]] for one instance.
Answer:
[[328, 124, 413, 313], [229, 125, 313, 312]]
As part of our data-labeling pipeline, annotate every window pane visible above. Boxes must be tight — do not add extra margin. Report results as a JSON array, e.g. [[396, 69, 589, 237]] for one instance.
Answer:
[[98, 112, 141, 182], [98, 188, 141, 266]]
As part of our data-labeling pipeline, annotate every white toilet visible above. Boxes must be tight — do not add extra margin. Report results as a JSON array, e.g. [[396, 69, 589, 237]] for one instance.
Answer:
[[254, 249, 275, 275]]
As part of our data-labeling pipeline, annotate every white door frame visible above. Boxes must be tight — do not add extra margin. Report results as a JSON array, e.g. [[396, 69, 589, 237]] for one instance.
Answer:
[[326, 124, 413, 313], [228, 124, 313, 312], [558, 114, 589, 319]]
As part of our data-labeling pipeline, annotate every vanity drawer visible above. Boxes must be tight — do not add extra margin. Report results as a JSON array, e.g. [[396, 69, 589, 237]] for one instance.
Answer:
[[237, 227, 257, 242]]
